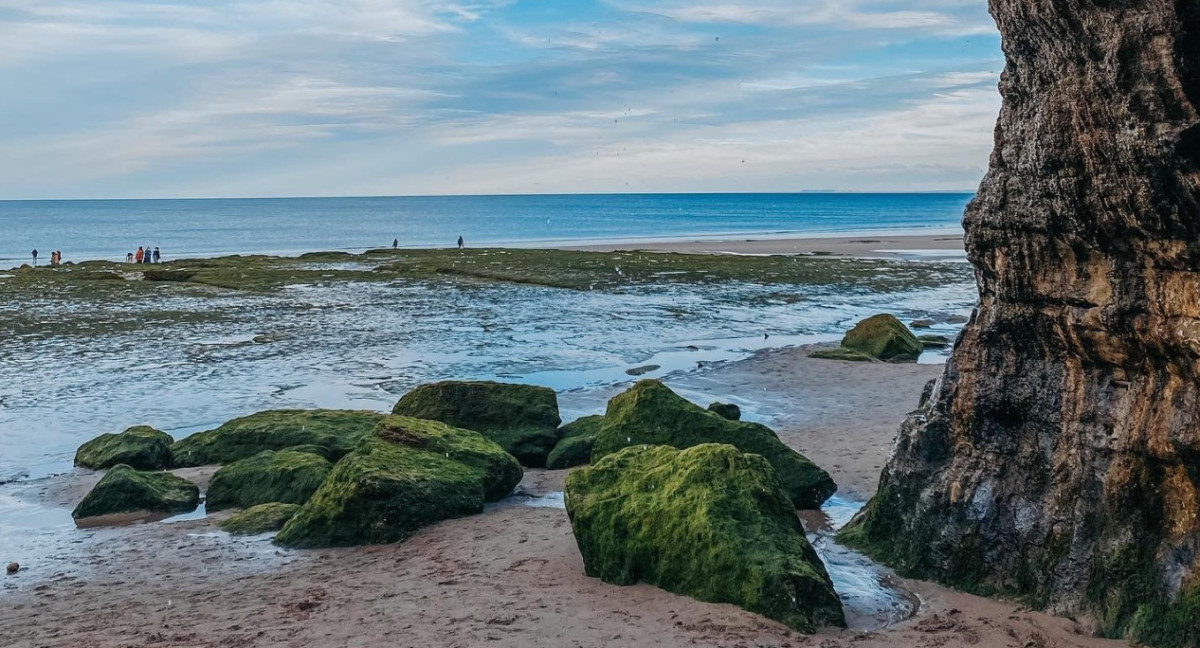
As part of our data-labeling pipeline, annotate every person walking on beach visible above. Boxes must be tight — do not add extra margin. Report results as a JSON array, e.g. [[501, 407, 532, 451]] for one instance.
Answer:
[[126, 252, 134, 263], [393, 238, 398, 249], [144, 244, 152, 263], [135, 247, 144, 263], [31, 249, 37, 266], [457, 235, 464, 249], [153, 247, 161, 263]]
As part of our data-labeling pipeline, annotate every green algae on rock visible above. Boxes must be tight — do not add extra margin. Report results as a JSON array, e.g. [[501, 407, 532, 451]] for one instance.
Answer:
[[591, 381, 836, 508], [917, 334, 951, 349], [204, 450, 333, 511], [72, 465, 200, 520], [565, 443, 845, 634], [546, 415, 605, 470], [74, 425, 174, 471], [274, 415, 522, 548], [170, 410, 384, 467], [840, 314, 923, 362], [391, 381, 561, 468], [807, 347, 876, 362], [706, 402, 741, 421], [220, 502, 302, 535]]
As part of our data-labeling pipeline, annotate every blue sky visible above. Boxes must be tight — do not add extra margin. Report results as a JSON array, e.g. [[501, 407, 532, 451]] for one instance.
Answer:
[[0, 0, 1002, 199]]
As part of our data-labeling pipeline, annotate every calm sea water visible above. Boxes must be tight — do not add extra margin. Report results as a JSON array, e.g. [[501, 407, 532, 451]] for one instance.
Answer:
[[0, 193, 971, 265]]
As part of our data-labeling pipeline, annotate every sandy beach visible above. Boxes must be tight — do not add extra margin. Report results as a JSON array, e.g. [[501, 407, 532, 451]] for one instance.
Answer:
[[566, 232, 967, 259], [1, 344, 1129, 648]]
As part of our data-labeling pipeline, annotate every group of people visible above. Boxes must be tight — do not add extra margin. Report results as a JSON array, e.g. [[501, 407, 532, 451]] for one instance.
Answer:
[[389, 236, 465, 249], [30, 249, 63, 266], [127, 246, 161, 264]]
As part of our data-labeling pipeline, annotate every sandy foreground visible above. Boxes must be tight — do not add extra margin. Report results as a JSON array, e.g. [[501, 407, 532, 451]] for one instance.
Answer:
[[565, 232, 967, 259], [1, 345, 1127, 648]]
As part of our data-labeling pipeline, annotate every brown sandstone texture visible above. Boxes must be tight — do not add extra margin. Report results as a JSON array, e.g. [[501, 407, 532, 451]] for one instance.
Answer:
[[842, 2, 1200, 646]]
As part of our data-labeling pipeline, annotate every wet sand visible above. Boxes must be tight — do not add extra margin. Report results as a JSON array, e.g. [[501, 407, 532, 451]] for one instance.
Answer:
[[566, 232, 967, 259], [0, 345, 1130, 648]]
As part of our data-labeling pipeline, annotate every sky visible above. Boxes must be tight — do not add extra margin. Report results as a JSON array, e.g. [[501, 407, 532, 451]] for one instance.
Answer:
[[0, 0, 1003, 199]]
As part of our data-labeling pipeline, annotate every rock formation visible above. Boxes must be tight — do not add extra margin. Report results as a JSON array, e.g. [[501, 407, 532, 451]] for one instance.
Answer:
[[841, 2, 1200, 645]]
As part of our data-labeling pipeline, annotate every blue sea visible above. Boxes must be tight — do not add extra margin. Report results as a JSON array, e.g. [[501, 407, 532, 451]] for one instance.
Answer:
[[0, 193, 970, 266]]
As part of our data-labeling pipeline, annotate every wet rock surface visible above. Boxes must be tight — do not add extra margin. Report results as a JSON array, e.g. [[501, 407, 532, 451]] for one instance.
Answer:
[[843, 2, 1200, 646], [74, 425, 174, 471], [72, 465, 200, 520]]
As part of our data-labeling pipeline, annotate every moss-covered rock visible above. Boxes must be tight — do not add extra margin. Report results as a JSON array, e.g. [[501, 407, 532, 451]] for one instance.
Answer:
[[220, 502, 301, 535], [565, 443, 845, 633], [72, 465, 200, 519], [706, 402, 741, 421], [171, 410, 384, 467], [808, 347, 876, 362], [74, 425, 174, 470], [546, 415, 604, 470], [917, 334, 951, 349], [391, 381, 561, 468], [274, 415, 522, 548], [205, 450, 333, 511], [840, 314, 923, 362], [592, 381, 836, 508]]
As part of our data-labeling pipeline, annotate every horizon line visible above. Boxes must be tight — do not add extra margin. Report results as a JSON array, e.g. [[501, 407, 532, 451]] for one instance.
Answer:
[[0, 190, 979, 203]]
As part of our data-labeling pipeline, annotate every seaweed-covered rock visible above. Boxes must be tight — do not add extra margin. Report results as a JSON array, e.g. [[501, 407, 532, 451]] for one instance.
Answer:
[[391, 381, 561, 468], [706, 402, 741, 421], [74, 425, 174, 470], [841, 314, 923, 362], [592, 381, 835, 508], [917, 334, 951, 349], [546, 415, 604, 470], [205, 450, 333, 511], [220, 502, 301, 535], [72, 465, 200, 519], [275, 415, 522, 548], [808, 347, 875, 362], [565, 444, 845, 633], [171, 410, 384, 467]]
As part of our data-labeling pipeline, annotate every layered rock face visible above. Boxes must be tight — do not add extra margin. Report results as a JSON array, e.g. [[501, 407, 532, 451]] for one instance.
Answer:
[[842, 2, 1200, 645]]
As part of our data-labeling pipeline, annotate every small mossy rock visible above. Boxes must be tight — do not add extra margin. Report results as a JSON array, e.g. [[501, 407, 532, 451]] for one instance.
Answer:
[[75, 425, 174, 470], [592, 381, 836, 508], [841, 314, 923, 362], [171, 410, 384, 467], [547, 415, 605, 470], [565, 444, 846, 633], [707, 402, 741, 421], [917, 334, 951, 349], [220, 503, 301, 535], [275, 415, 522, 548], [205, 450, 333, 511], [808, 347, 875, 362], [391, 381, 561, 468], [72, 465, 200, 519]]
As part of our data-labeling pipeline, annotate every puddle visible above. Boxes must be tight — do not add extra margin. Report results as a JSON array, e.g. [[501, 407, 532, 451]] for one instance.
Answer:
[[801, 495, 920, 631], [520, 492, 565, 509]]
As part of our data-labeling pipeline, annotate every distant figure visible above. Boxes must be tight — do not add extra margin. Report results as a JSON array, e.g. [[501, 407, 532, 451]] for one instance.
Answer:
[[393, 238, 398, 249], [126, 252, 134, 263], [144, 245, 152, 263], [51, 250, 61, 266], [153, 247, 161, 263], [135, 247, 144, 263], [31, 249, 37, 266], [457, 235, 464, 249]]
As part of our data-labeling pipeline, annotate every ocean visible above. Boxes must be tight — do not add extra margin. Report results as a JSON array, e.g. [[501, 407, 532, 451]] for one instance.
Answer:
[[0, 193, 971, 266]]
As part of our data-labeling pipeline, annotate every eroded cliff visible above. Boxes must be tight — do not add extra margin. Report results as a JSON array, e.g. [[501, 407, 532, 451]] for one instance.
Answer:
[[841, 2, 1200, 645]]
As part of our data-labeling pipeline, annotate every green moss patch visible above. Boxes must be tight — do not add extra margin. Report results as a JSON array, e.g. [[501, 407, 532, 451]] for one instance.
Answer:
[[72, 465, 200, 519], [274, 415, 522, 548], [917, 334, 951, 349], [220, 502, 302, 535], [546, 415, 605, 470], [706, 402, 741, 420], [840, 314, 923, 362], [205, 450, 333, 511], [171, 410, 384, 467], [391, 381, 561, 468], [75, 425, 174, 471], [808, 347, 876, 362], [591, 381, 836, 508], [565, 443, 845, 633]]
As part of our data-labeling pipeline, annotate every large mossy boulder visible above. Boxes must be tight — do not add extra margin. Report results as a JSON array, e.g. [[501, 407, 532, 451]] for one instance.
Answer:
[[171, 410, 384, 467], [565, 444, 845, 633], [546, 415, 604, 470], [840, 314, 923, 362], [72, 465, 200, 519], [205, 450, 332, 511], [275, 415, 522, 548], [591, 381, 836, 508], [391, 381, 561, 468], [75, 425, 174, 470], [220, 502, 301, 535]]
